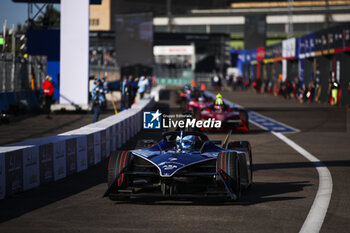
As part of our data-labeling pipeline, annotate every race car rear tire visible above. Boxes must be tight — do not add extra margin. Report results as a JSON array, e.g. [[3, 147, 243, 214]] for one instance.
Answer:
[[216, 152, 241, 200], [107, 151, 131, 191], [228, 141, 253, 186]]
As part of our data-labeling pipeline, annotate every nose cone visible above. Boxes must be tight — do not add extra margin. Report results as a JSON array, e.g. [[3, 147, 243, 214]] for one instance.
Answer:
[[150, 152, 208, 177]]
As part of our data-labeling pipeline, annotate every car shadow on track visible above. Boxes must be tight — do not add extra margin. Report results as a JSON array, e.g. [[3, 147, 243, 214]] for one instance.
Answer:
[[111, 181, 310, 207], [239, 181, 310, 205], [113, 198, 237, 206]]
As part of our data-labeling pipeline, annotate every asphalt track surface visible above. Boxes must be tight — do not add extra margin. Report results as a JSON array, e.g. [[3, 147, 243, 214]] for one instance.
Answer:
[[0, 87, 349, 233]]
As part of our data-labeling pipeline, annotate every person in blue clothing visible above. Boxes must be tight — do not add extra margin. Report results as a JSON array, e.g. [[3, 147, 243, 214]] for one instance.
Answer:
[[100, 76, 109, 110], [91, 78, 106, 122]]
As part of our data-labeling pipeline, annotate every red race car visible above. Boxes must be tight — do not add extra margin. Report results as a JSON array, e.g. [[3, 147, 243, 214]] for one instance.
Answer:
[[199, 104, 249, 132], [188, 96, 213, 119]]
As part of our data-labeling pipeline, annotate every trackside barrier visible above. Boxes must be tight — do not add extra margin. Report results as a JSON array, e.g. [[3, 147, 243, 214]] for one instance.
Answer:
[[0, 85, 163, 200], [0, 90, 40, 112]]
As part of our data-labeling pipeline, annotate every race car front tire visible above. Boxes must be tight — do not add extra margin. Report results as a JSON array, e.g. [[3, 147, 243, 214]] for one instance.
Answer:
[[107, 151, 131, 200], [216, 152, 241, 200], [228, 141, 253, 186]]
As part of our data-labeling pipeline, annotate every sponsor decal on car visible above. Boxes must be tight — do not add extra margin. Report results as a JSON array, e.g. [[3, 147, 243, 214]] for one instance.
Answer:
[[162, 164, 178, 170]]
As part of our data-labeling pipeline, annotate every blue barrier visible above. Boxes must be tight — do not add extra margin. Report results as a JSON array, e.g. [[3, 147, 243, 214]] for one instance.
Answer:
[[6, 92, 17, 106], [19, 91, 29, 109], [0, 93, 9, 112], [0, 90, 40, 112], [27, 90, 39, 110], [19, 90, 40, 111]]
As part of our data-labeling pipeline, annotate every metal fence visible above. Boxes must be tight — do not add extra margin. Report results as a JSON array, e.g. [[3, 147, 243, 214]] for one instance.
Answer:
[[89, 65, 120, 81], [0, 53, 47, 93], [195, 72, 212, 84]]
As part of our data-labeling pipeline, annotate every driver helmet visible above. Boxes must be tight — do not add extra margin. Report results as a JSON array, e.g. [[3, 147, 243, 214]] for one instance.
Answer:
[[214, 104, 224, 112], [215, 93, 224, 106], [176, 135, 195, 152]]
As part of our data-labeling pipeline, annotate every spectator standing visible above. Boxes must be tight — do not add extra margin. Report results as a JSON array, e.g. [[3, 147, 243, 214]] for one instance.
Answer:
[[127, 75, 134, 107], [121, 76, 129, 110], [232, 75, 238, 90], [42, 75, 54, 119], [138, 76, 149, 99], [329, 76, 339, 106], [152, 75, 157, 86], [212, 74, 221, 90], [308, 81, 316, 102], [130, 77, 139, 105], [91, 78, 106, 122], [314, 77, 322, 102], [147, 76, 153, 93], [101, 76, 109, 110], [292, 76, 300, 98]]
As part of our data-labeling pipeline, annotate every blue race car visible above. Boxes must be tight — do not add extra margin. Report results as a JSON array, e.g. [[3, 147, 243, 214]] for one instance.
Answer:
[[104, 130, 253, 201]]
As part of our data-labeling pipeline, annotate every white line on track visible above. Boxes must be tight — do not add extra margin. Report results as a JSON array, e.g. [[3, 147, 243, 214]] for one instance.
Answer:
[[272, 132, 333, 233], [250, 118, 333, 233], [206, 90, 333, 232]]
